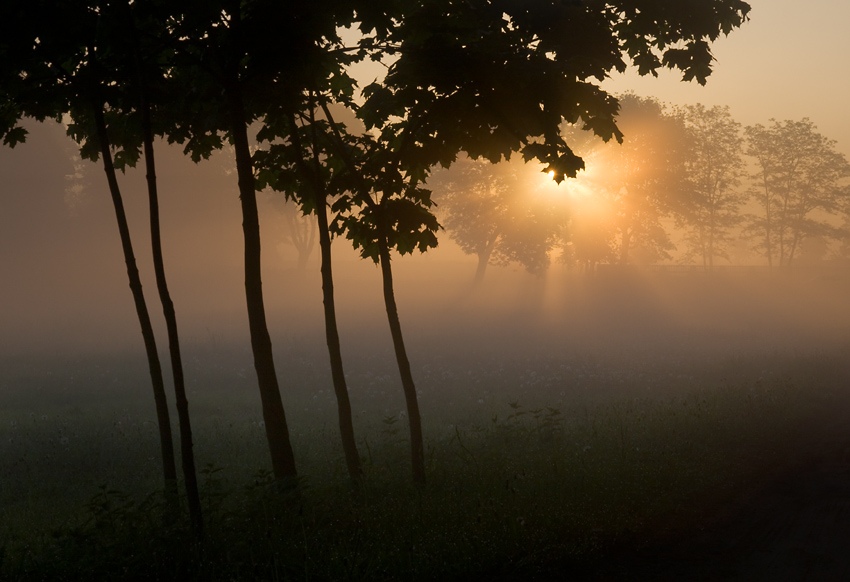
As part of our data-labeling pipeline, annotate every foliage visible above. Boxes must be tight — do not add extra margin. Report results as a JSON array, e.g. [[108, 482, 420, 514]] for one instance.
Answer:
[[674, 104, 746, 267], [745, 119, 850, 267], [359, 0, 751, 183]]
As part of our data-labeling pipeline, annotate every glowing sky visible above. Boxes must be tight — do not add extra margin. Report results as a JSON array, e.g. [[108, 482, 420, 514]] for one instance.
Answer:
[[602, 0, 850, 156]]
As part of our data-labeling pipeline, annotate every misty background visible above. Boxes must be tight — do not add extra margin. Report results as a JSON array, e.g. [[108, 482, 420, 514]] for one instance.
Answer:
[[2, 0, 850, 400]]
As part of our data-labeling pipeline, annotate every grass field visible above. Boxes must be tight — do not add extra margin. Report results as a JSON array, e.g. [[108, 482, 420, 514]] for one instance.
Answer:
[[1, 340, 846, 581]]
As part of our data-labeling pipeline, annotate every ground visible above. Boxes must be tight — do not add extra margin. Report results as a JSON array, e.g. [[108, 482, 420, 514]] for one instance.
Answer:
[[577, 398, 850, 581]]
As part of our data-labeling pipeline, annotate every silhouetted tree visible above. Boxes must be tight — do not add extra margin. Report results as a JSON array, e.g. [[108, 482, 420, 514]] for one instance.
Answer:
[[114, 1, 203, 534], [328, 0, 750, 482], [161, 0, 344, 485], [319, 107, 440, 486], [256, 92, 365, 485], [0, 0, 180, 511], [675, 104, 746, 268], [745, 119, 850, 267]]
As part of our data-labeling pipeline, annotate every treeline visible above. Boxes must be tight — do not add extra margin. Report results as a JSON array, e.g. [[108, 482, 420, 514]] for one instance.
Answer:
[[1, 0, 752, 537], [432, 94, 850, 280]]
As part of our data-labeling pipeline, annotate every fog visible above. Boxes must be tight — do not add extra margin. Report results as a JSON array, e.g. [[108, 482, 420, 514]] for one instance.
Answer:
[[4, 0, 850, 387], [2, 119, 848, 384]]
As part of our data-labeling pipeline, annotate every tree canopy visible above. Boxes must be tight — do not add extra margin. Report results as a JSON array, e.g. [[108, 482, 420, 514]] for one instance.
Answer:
[[745, 119, 850, 267]]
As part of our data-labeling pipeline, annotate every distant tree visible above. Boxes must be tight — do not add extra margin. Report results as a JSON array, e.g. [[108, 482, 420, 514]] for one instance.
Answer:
[[572, 95, 688, 264], [432, 157, 568, 284], [675, 104, 746, 268], [266, 197, 317, 271], [745, 119, 850, 267]]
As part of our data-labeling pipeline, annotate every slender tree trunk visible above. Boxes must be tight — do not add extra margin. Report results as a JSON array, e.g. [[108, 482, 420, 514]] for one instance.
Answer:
[[91, 102, 178, 506], [287, 102, 361, 485], [313, 198, 362, 485], [377, 227, 426, 484], [121, 1, 201, 530], [226, 87, 297, 485], [139, 94, 203, 535]]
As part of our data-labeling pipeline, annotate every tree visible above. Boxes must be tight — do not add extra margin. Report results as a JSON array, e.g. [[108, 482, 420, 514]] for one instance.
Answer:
[[745, 119, 850, 267], [360, 0, 751, 184], [162, 0, 345, 485], [168, 0, 397, 488], [560, 200, 618, 272], [0, 0, 181, 512], [333, 0, 750, 482], [112, 1, 203, 534], [322, 108, 441, 485], [266, 197, 317, 271], [675, 104, 745, 268], [432, 156, 568, 284], [562, 95, 688, 264], [256, 91, 365, 486]]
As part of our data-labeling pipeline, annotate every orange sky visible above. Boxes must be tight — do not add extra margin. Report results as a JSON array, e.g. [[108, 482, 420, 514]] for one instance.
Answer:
[[602, 0, 850, 156]]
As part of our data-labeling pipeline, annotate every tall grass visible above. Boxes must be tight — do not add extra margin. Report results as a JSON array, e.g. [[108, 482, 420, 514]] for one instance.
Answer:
[[0, 348, 844, 581]]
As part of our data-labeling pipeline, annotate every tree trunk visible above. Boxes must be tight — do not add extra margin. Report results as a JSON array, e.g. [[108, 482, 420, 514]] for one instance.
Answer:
[[473, 253, 489, 286], [377, 228, 426, 484], [620, 227, 632, 264], [473, 238, 497, 286], [122, 0, 201, 530], [139, 93, 203, 535], [91, 103, 178, 507], [762, 181, 773, 268], [313, 198, 362, 485], [226, 87, 297, 486]]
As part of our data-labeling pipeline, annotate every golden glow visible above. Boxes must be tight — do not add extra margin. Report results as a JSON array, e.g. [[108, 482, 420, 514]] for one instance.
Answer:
[[529, 157, 616, 229]]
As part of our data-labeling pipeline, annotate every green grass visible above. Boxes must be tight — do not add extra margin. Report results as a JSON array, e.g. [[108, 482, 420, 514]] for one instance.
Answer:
[[0, 348, 845, 581]]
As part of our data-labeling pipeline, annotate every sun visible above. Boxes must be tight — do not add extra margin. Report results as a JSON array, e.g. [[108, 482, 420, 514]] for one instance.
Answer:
[[536, 163, 594, 198]]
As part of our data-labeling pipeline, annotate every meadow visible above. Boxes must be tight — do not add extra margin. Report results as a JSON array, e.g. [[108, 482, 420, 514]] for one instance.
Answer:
[[1, 331, 846, 581]]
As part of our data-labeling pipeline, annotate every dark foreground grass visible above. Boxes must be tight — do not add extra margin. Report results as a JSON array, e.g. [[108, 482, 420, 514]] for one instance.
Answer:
[[1, 357, 842, 582]]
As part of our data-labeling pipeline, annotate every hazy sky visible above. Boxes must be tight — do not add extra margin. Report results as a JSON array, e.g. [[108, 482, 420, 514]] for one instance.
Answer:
[[603, 0, 850, 156]]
